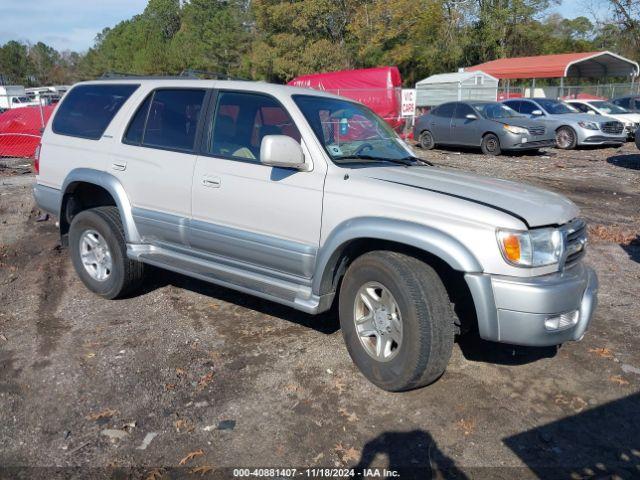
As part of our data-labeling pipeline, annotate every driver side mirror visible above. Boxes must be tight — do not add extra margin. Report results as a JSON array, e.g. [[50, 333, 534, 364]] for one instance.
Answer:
[[531, 109, 543, 116], [465, 113, 477, 120], [260, 135, 307, 170], [586, 110, 596, 115]]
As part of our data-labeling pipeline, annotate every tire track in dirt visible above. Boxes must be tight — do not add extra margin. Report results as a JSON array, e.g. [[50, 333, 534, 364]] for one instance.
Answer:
[[34, 245, 70, 356]]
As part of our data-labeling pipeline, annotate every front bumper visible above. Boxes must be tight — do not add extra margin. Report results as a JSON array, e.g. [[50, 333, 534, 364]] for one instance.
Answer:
[[465, 263, 598, 346], [501, 132, 555, 150], [578, 134, 626, 145]]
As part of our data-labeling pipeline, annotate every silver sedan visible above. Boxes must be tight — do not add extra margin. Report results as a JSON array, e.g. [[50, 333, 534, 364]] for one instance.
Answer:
[[413, 101, 555, 155]]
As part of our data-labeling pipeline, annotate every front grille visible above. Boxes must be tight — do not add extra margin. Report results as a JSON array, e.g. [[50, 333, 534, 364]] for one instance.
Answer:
[[600, 121, 624, 135], [562, 218, 587, 266], [527, 126, 545, 136]]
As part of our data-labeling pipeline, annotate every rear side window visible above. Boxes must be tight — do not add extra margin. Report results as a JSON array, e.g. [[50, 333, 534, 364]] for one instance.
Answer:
[[503, 100, 521, 112], [124, 89, 206, 151], [52, 84, 139, 140], [433, 103, 455, 118]]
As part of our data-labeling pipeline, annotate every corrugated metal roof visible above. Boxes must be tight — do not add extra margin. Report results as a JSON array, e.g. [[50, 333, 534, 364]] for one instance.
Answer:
[[466, 51, 640, 79], [416, 71, 497, 85]]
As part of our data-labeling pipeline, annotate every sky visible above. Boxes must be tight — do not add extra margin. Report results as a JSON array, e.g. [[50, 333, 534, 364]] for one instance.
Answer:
[[0, 0, 148, 52], [0, 0, 613, 53]]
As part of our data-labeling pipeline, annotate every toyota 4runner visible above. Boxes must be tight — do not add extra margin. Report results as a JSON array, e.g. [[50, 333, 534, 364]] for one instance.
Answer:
[[33, 79, 598, 391]]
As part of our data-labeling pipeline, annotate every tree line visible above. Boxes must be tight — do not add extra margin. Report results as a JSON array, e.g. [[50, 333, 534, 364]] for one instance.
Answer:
[[1, 0, 639, 87]]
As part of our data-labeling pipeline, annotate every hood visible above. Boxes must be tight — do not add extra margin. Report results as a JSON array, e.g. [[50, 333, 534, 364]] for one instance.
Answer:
[[355, 166, 579, 228], [494, 117, 545, 128], [550, 112, 618, 123]]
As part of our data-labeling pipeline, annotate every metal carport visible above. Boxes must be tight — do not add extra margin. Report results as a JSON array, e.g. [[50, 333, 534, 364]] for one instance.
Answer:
[[466, 51, 639, 98]]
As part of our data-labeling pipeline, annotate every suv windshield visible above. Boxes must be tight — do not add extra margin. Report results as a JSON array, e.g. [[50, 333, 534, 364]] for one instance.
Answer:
[[472, 102, 521, 119], [535, 99, 578, 115], [590, 101, 629, 114], [293, 95, 419, 166]]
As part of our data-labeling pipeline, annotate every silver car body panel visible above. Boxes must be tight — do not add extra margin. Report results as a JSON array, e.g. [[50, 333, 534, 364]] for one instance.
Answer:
[[502, 99, 627, 146], [32, 79, 599, 348], [413, 102, 555, 150]]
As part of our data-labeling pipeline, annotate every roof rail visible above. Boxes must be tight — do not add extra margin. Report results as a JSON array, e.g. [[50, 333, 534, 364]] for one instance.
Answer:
[[97, 70, 250, 81], [179, 69, 249, 81]]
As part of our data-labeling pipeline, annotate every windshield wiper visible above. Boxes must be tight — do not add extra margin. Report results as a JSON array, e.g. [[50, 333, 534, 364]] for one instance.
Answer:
[[335, 155, 412, 166], [397, 155, 433, 166]]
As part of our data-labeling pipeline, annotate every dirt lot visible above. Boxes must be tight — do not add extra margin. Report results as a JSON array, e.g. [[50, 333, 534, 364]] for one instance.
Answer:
[[1, 143, 639, 479]]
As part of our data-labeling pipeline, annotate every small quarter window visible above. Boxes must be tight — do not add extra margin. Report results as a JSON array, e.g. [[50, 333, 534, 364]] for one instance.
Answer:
[[52, 84, 139, 140], [124, 95, 152, 145]]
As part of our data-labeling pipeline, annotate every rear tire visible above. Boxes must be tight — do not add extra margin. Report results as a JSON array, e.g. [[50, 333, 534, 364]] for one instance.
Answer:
[[555, 126, 577, 149], [419, 130, 435, 150], [338, 251, 455, 391], [481, 133, 502, 155], [69, 206, 144, 299]]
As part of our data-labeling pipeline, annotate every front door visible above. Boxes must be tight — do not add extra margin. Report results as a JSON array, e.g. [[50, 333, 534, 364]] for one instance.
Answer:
[[110, 88, 208, 247], [451, 103, 481, 146], [190, 91, 325, 279]]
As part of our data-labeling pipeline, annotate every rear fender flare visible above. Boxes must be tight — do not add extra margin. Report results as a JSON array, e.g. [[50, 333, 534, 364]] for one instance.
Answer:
[[61, 168, 141, 243]]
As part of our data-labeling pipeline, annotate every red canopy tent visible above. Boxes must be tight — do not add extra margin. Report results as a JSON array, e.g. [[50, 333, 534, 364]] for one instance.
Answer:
[[0, 106, 54, 158], [288, 66, 404, 132]]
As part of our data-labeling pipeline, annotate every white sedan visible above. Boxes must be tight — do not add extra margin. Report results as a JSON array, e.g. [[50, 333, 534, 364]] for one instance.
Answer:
[[566, 99, 640, 139]]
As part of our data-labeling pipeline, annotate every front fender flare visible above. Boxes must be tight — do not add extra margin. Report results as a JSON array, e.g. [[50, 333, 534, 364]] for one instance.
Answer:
[[312, 217, 483, 296], [62, 168, 141, 243]]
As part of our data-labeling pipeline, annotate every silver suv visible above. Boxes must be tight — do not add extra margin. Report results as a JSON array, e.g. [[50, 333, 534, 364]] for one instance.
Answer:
[[33, 79, 598, 391], [503, 98, 626, 149]]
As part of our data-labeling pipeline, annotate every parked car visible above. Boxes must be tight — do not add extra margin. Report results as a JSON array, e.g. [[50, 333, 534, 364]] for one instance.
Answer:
[[566, 99, 640, 139], [414, 101, 554, 155], [0, 85, 40, 110], [33, 80, 597, 391], [502, 98, 626, 149], [611, 95, 640, 113]]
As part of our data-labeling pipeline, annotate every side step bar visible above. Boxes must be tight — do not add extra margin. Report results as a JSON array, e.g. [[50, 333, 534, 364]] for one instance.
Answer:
[[126, 244, 333, 314]]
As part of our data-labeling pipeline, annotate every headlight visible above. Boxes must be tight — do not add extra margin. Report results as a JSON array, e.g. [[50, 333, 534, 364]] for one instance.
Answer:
[[578, 121, 599, 130], [497, 227, 564, 267], [503, 125, 528, 135]]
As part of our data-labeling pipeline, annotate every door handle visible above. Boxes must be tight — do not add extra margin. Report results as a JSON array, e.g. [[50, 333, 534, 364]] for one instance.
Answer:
[[202, 177, 221, 188], [112, 162, 127, 171]]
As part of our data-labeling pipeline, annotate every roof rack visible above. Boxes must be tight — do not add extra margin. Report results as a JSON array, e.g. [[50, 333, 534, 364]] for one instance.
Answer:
[[98, 71, 250, 81], [179, 69, 249, 81]]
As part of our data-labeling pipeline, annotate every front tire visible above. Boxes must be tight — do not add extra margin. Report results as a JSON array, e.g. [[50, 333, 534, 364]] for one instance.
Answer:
[[555, 126, 577, 149], [69, 206, 144, 299], [481, 133, 502, 155], [338, 251, 455, 391]]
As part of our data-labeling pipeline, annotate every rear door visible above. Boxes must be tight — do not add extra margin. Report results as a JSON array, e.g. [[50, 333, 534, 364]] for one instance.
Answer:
[[430, 103, 455, 143], [110, 87, 209, 247]]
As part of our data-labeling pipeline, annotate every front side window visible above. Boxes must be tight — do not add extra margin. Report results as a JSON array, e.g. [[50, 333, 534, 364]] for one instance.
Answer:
[[53, 84, 139, 140], [454, 104, 476, 119], [569, 103, 591, 113], [590, 101, 628, 114], [293, 95, 415, 166], [534, 98, 577, 114], [472, 102, 520, 119], [209, 91, 301, 162], [518, 101, 539, 115]]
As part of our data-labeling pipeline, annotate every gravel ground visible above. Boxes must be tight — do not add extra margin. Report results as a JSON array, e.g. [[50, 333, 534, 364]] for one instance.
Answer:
[[0, 143, 639, 480]]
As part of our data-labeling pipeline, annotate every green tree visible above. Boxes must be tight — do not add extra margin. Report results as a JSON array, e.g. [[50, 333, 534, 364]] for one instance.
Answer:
[[0, 41, 33, 84]]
